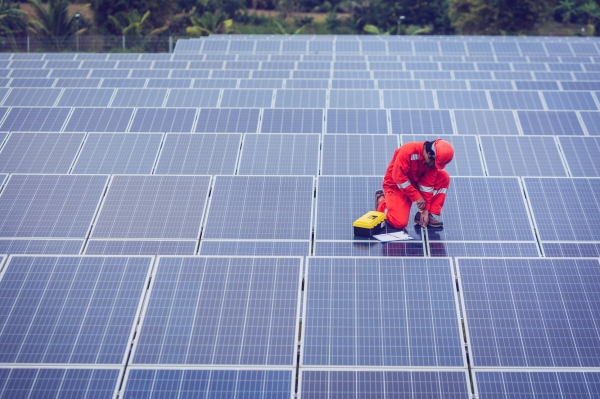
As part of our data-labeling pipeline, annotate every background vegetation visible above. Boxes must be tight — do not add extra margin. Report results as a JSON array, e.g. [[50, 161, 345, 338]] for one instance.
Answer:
[[0, 0, 599, 51]]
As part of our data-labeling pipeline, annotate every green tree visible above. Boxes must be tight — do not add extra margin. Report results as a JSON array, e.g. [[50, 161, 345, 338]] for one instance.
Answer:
[[109, 10, 168, 37], [0, 0, 28, 49], [28, 0, 89, 50], [449, 0, 556, 34], [186, 11, 232, 36], [91, 0, 174, 34], [555, 0, 578, 22]]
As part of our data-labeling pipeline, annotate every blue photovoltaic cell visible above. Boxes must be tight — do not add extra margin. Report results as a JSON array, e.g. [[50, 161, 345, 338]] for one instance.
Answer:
[[155, 133, 240, 175], [122, 369, 293, 399], [275, 89, 326, 108], [475, 371, 600, 399], [313, 241, 425, 256], [543, 91, 598, 110], [561, 81, 600, 90], [480, 136, 567, 176], [85, 240, 196, 255], [321, 134, 398, 176], [0, 240, 83, 255], [0, 132, 84, 173], [93, 175, 210, 239], [238, 134, 319, 175], [0, 107, 70, 131], [469, 80, 513, 90], [518, 111, 584, 135], [332, 79, 374, 89], [558, 136, 600, 177], [429, 242, 539, 257], [56, 88, 114, 106], [303, 257, 464, 366], [196, 108, 259, 133], [426, 177, 535, 242], [459, 258, 600, 367], [129, 108, 196, 132], [489, 91, 544, 109], [315, 176, 423, 241], [326, 109, 388, 134], [111, 88, 167, 107], [165, 89, 220, 107], [377, 80, 421, 89], [0, 368, 120, 399], [402, 135, 485, 176], [515, 81, 559, 90], [383, 90, 435, 108], [523, 177, 600, 241], [204, 176, 313, 240], [0, 174, 107, 238], [220, 89, 273, 108], [9, 78, 55, 87], [423, 80, 467, 90], [329, 90, 381, 108], [64, 108, 133, 132], [580, 111, 600, 135], [285, 79, 328, 89], [2, 88, 61, 106], [300, 371, 470, 399], [199, 241, 309, 256], [542, 243, 600, 257], [132, 256, 301, 365], [0, 255, 151, 364], [101, 78, 146, 88], [72, 133, 162, 174], [436, 90, 489, 109], [261, 109, 323, 133], [390, 110, 454, 135]]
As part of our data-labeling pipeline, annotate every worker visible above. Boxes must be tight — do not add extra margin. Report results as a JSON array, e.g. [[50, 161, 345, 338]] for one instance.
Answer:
[[375, 139, 454, 229]]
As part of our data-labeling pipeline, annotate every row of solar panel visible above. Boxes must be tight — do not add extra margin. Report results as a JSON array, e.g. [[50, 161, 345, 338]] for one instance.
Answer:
[[0, 107, 597, 135], [175, 38, 600, 55], [0, 175, 598, 255], [0, 132, 597, 177], [4, 368, 600, 399], [0, 256, 599, 371]]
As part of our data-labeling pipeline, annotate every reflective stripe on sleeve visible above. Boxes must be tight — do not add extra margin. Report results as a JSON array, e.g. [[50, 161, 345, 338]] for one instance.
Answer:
[[419, 185, 434, 193], [433, 188, 447, 195], [397, 181, 411, 189], [411, 154, 419, 160]]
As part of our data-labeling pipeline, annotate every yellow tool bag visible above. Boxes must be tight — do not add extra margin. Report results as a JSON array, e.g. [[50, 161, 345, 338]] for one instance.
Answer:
[[353, 211, 386, 237]]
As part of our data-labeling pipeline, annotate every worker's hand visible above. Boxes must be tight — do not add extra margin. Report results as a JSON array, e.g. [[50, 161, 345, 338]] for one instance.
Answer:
[[415, 197, 426, 210], [419, 209, 429, 227]]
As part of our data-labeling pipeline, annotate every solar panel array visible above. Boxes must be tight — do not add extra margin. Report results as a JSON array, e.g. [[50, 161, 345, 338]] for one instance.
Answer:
[[0, 35, 599, 397]]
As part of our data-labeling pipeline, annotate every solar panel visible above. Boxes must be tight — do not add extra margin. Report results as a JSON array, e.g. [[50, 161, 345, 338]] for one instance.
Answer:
[[321, 134, 398, 176], [402, 135, 485, 176], [9, 78, 55, 88], [92, 175, 210, 239], [542, 242, 600, 257], [313, 241, 425, 256], [261, 109, 323, 133], [333, 70, 371, 79], [426, 177, 536, 242], [275, 89, 326, 108], [475, 371, 600, 399], [489, 91, 544, 109], [377, 79, 421, 89], [90, 69, 128, 78], [558, 136, 600, 177], [302, 257, 464, 366], [480, 136, 567, 176], [240, 78, 283, 88], [57, 88, 114, 106], [543, 91, 598, 110], [72, 133, 162, 174], [85, 240, 196, 255], [580, 111, 600, 135], [238, 134, 319, 175], [50, 69, 90, 78], [199, 240, 310, 256], [423, 80, 467, 90], [193, 78, 237, 88], [196, 108, 259, 133], [3, 88, 61, 106], [523, 177, 600, 241], [0, 368, 121, 398], [383, 90, 435, 108], [155, 133, 240, 175], [458, 257, 600, 367], [0, 239, 83, 255], [212, 70, 249, 79], [390, 110, 454, 135], [326, 109, 388, 134], [9, 69, 49, 78], [0, 174, 107, 238], [131, 256, 301, 365], [0, 107, 70, 131], [171, 69, 210, 78], [315, 176, 423, 241], [0, 133, 83, 173], [64, 108, 133, 132], [0, 255, 151, 364], [122, 369, 293, 399], [129, 108, 196, 132], [329, 89, 380, 108], [146, 78, 192, 88], [515, 80, 559, 90], [111, 88, 167, 107], [220, 89, 273, 107], [518, 111, 584, 135], [331, 79, 374, 89], [100, 78, 146, 88], [429, 242, 540, 257]]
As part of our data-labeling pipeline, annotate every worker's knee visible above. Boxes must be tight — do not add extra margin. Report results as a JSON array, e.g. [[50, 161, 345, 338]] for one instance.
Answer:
[[385, 209, 409, 230]]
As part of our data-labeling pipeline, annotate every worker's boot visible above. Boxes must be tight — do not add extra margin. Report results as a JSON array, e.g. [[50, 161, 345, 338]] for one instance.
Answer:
[[414, 212, 443, 227], [374, 189, 384, 210]]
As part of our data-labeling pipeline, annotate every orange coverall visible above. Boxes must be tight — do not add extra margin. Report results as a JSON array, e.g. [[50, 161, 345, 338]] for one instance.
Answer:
[[376, 141, 450, 229]]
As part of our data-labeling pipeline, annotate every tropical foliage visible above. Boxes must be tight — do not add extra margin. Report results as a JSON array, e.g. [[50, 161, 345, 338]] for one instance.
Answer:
[[27, 0, 89, 50], [0, 0, 27, 49]]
